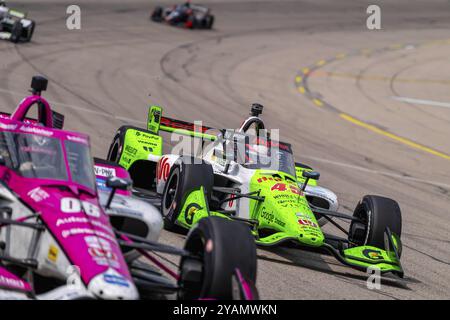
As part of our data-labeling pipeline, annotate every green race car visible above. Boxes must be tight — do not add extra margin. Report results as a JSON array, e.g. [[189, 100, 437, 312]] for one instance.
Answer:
[[107, 103, 404, 278]]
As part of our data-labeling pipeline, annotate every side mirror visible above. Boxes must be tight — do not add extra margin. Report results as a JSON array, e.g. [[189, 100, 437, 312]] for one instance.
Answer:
[[106, 176, 132, 190], [302, 171, 320, 180], [301, 171, 320, 191], [105, 177, 132, 209]]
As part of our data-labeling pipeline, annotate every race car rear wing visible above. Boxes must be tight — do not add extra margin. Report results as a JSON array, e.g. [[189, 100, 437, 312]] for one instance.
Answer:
[[148, 105, 217, 141]]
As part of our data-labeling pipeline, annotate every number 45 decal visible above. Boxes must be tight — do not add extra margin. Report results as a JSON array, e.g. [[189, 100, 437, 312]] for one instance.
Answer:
[[270, 183, 301, 195], [61, 198, 100, 217]]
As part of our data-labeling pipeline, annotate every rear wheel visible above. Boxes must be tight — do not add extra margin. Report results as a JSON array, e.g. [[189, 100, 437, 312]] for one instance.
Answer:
[[161, 160, 213, 230], [151, 6, 163, 22], [10, 21, 23, 43], [186, 15, 198, 29], [178, 217, 258, 300], [349, 195, 402, 255]]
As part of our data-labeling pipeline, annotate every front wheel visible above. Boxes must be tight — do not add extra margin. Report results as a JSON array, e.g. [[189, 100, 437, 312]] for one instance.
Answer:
[[161, 161, 213, 230], [178, 217, 258, 300], [25, 21, 35, 42], [205, 15, 214, 29], [349, 195, 402, 255]]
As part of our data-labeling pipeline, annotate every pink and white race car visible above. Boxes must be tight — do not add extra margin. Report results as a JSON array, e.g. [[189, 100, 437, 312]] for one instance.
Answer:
[[0, 76, 258, 300]]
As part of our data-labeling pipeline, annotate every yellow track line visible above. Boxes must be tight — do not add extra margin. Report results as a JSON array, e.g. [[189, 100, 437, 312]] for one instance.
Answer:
[[340, 113, 450, 160], [312, 99, 323, 107]]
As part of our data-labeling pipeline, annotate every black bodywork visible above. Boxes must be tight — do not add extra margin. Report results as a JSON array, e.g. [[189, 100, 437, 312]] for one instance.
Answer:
[[151, 3, 214, 29], [0, 2, 35, 43]]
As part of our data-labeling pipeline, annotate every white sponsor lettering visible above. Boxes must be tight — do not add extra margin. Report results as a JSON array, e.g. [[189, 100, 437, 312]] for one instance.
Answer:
[[94, 166, 116, 178]]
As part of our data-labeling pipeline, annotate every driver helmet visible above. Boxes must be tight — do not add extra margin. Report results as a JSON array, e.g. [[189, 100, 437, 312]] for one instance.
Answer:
[[28, 135, 57, 167], [245, 143, 270, 164]]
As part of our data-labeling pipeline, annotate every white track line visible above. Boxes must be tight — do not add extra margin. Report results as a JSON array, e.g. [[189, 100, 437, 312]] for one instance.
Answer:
[[301, 155, 450, 189], [393, 96, 450, 109]]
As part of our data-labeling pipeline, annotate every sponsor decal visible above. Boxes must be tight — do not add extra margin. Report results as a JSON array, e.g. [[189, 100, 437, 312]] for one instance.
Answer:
[[274, 218, 285, 228], [0, 123, 17, 130], [184, 203, 201, 225], [19, 125, 53, 136], [0, 275, 27, 290], [257, 176, 282, 183], [66, 135, 88, 144], [56, 216, 112, 233], [103, 274, 129, 287], [47, 245, 59, 263], [261, 209, 274, 223], [298, 219, 318, 228], [94, 166, 116, 178], [125, 145, 137, 156], [270, 183, 302, 195], [157, 156, 171, 182], [27, 187, 50, 202], [56, 216, 89, 226], [228, 193, 235, 208], [61, 228, 116, 242], [84, 236, 119, 267], [89, 247, 118, 263], [363, 249, 384, 261]]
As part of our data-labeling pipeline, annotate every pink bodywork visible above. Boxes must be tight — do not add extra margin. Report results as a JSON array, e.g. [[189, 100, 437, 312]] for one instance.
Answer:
[[94, 161, 132, 197], [0, 266, 32, 293], [0, 95, 132, 287]]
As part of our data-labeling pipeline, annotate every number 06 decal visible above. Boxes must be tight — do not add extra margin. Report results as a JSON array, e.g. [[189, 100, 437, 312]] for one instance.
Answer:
[[61, 198, 100, 217]]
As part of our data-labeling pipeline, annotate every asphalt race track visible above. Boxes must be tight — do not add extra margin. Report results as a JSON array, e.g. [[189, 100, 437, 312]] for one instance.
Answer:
[[1, 0, 449, 299]]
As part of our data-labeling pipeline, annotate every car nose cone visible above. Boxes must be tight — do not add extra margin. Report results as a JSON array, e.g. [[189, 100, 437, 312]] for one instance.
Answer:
[[88, 268, 138, 300]]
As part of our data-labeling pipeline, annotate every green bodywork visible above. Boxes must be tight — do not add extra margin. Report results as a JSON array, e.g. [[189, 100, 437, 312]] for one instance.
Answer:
[[176, 187, 231, 228], [341, 245, 402, 273], [118, 127, 163, 170], [249, 170, 324, 247], [147, 105, 162, 134]]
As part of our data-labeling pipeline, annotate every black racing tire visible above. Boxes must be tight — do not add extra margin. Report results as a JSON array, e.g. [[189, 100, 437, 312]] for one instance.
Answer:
[[107, 125, 129, 163], [178, 217, 257, 300], [349, 195, 402, 254], [151, 6, 163, 22], [25, 21, 35, 42], [187, 14, 198, 29], [161, 160, 213, 230], [206, 15, 214, 29], [10, 21, 23, 43]]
